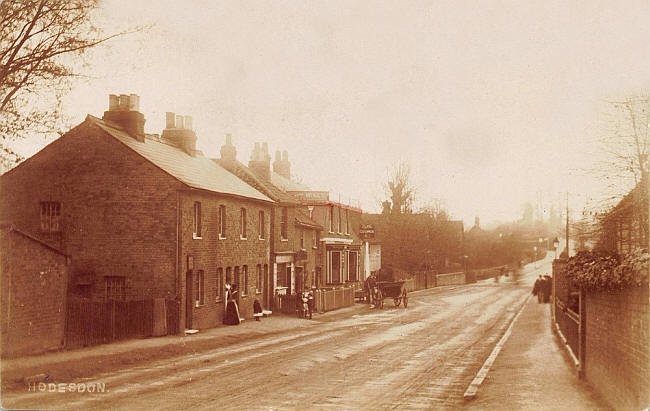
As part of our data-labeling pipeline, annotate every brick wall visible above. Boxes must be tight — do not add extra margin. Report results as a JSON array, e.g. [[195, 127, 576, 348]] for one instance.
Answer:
[[0, 230, 68, 357], [584, 286, 649, 410], [0, 126, 182, 303], [180, 192, 272, 330]]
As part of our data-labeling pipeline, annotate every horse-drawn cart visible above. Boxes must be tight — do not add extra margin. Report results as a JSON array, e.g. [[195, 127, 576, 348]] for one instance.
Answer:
[[373, 280, 408, 309]]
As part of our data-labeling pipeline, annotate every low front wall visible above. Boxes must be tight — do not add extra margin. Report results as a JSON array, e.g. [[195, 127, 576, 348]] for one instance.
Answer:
[[436, 271, 465, 286], [584, 286, 649, 410]]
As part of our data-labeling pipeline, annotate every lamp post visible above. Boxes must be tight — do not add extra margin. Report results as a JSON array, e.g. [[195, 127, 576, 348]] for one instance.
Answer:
[[533, 246, 538, 269], [553, 237, 560, 259]]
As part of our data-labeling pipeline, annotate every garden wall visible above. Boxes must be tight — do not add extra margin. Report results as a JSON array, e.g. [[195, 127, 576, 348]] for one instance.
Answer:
[[584, 286, 649, 410]]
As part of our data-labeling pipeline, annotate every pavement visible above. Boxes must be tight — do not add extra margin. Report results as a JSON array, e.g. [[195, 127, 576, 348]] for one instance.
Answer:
[[465, 295, 610, 410], [1, 306, 361, 392]]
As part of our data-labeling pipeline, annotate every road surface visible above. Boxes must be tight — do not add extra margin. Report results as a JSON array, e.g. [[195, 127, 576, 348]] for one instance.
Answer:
[[4, 260, 548, 410]]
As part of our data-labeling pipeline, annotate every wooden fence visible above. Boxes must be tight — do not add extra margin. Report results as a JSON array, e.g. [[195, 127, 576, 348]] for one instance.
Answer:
[[65, 298, 179, 349], [274, 287, 355, 315]]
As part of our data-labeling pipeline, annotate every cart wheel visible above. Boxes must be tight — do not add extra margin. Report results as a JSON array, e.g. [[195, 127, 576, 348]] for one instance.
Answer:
[[376, 290, 384, 309], [403, 295, 408, 308], [394, 297, 401, 307]]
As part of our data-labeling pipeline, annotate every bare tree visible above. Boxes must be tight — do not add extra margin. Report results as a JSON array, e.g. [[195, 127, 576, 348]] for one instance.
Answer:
[[383, 160, 415, 215], [589, 95, 650, 250], [596, 96, 649, 198], [0, 0, 136, 143]]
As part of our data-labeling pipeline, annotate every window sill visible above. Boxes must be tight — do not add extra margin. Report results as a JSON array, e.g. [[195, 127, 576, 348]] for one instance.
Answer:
[[194, 301, 205, 308], [192, 234, 202, 240], [218, 235, 226, 240], [242, 294, 248, 298], [256, 290, 262, 295], [259, 236, 265, 240], [215, 297, 223, 303], [240, 236, 248, 240], [281, 238, 289, 242]]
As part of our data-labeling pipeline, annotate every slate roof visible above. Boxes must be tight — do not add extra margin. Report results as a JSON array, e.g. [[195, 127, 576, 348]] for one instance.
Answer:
[[294, 210, 323, 230], [270, 171, 310, 192], [214, 158, 297, 204], [89, 116, 272, 203]]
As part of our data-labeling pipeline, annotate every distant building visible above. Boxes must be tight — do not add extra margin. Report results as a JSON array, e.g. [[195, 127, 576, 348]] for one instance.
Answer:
[[599, 178, 648, 254]]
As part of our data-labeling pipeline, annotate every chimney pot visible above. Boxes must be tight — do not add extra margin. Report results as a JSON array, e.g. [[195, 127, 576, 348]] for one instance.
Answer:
[[175, 115, 184, 129], [184, 115, 192, 130], [221, 134, 236, 162], [262, 142, 269, 157], [129, 94, 140, 111], [165, 112, 175, 129], [282, 150, 288, 161], [103, 93, 145, 141], [275, 150, 281, 161], [118, 94, 129, 110], [108, 94, 118, 111]]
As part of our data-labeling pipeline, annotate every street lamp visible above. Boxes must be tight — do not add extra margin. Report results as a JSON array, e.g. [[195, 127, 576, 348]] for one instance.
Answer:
[[533, 246, 538, 269]]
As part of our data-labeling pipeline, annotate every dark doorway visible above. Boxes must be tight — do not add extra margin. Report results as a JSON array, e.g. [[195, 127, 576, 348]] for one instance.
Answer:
[[185, 271, 193, 330], [295, 266, 304, 292]]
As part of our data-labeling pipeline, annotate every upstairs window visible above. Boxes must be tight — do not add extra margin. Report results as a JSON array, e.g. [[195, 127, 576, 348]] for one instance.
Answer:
[[329, 206, 334, 233], [240, 208, 247, 239], [337, 206, 342, 233], [281, 207, 288, 240], [313, 230, 319, 249], [345, 209, 349, 234], [193, 202, 202, 239], [40, 202, 61, 232], [218, 205, 226, 238], [259, 210, 265, 239], [300, 229, 305, 250]]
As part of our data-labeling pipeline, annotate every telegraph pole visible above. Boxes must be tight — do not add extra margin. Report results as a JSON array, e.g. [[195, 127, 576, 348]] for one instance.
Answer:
[[565, 192, 569, 258]]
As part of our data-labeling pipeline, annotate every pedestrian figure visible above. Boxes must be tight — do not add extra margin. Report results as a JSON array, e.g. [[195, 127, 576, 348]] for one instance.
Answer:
[[365, 271, 377, 306], [295, 291, 307, 318], [253, 299, 263, 321], [223, 283, 241, 325], [306, 289, 314, 319], [542, 274, 553, 303], [532, 275, 544, 303]]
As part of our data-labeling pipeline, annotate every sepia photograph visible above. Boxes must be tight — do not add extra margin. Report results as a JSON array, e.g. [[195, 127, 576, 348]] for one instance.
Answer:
[[0, 1, 648, 410]]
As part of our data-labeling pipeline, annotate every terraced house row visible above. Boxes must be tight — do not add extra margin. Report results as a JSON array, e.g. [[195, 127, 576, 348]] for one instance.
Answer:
[[0, 94, 370, 356]]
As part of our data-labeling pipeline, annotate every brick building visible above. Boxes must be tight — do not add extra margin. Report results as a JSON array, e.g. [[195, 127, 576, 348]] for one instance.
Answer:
[[291, 191, 365, 287], [217, 140, 323, 298], [0, 224, 69, 357], [0, 94, 273, 333]]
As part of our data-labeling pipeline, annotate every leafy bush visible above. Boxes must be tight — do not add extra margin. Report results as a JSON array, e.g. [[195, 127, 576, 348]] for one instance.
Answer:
[[566, 248, 648, 290]]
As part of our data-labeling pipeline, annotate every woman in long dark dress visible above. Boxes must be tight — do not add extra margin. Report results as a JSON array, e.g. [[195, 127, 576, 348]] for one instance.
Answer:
[[223, 283, 241, 325]]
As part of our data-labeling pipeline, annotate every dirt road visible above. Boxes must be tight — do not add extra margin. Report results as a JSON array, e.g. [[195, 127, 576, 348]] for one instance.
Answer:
[[4, 267, 542, 410]]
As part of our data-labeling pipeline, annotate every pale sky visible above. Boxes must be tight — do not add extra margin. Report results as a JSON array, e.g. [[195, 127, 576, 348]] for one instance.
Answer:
[[12, 0, 650, 227]]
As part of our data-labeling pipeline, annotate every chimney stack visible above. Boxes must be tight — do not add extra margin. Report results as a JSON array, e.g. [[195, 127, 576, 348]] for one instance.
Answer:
[[161, 111, 197, 156], [248, 141, 271, 181], [273, 149, 291, 179], [220, 133, 237, 163], [102, 93, 146, 142]]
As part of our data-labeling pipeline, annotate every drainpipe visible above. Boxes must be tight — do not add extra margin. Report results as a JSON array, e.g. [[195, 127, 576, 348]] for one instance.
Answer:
[[176, 191, 182, 333]]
